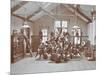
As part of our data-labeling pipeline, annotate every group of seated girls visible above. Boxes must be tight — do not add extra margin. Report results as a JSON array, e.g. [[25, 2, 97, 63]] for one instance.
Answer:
[[35, 32, 90, 63]]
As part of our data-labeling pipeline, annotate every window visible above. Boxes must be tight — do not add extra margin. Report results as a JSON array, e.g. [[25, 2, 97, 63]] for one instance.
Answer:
[[72, 26, 81, 44], [41, 29, 48, 43], [62, 21, 67, 28], [54, 21, 68, 35]]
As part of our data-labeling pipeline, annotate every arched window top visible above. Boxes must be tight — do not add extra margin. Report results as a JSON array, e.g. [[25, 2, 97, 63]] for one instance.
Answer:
[[72, 26, 81, 45], [72, 26, 80, 29]]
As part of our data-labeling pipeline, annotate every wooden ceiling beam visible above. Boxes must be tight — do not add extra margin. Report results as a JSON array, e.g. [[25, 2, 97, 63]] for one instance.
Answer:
[[68, 5, 92, 22], [77, 9, 92, 22], [63, 4, 92, 23], [26, 7, 41, 20], [11, 1, 28, 14], [12, 14, 25, 20], [26, 13, 35, 20], [12, 14, 34, 23]]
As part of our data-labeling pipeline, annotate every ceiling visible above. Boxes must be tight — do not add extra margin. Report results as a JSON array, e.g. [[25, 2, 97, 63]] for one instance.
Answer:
[[11, 0, 96, 23], [80, 5, 96, 17]]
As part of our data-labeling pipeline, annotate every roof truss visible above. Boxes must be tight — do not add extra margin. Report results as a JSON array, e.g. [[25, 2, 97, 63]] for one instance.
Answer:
[[11, 1, 28, 14], [11, 1, 92, 23], [12, 13, 34, 23]]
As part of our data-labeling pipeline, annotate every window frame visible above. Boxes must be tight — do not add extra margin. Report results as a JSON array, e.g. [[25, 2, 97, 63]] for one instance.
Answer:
[[41, 29, 48, 43], [54, 20, 68, 34]]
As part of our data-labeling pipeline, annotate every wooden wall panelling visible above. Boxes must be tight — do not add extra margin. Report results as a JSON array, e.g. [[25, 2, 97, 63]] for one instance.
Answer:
[[11, 35, 24, 63], [31, 35, 40, 52]]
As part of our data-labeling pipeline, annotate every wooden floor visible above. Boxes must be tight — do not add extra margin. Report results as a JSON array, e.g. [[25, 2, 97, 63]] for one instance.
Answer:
[[11, 54, 96, 74]]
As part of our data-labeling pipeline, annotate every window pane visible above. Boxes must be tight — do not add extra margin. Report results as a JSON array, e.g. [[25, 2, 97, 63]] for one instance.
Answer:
[[54, 21, 68, 36], [78, 38, 80, 44], [62, 21, 67, 28], [42, 29, 47, 36], [55, 21, 61, 28], [77, 29, 81, 36], [72, 26, 81, 44], [41, 29, 48, 43], [42, 37, 47, 43]]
